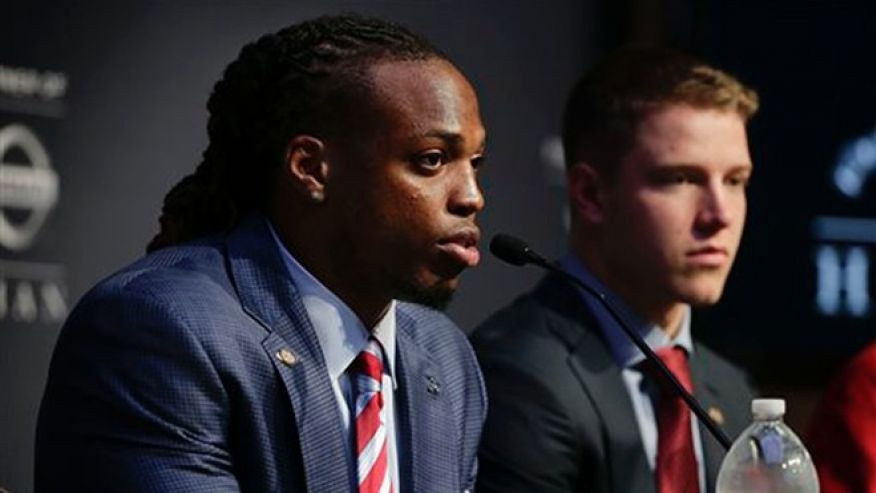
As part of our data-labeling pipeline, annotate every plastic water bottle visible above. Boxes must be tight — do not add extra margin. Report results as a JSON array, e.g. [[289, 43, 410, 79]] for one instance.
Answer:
[[716, 398, 819, 493]]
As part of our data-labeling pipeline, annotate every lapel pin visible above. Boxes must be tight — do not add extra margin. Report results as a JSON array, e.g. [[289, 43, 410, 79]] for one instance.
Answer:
[[276, 348, 299, 367], [708, 406, 725, 426], [425, 375, 441, 395]]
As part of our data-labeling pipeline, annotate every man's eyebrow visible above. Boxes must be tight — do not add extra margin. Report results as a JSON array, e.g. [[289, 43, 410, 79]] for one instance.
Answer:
[[419, 130, 464, 142], [417, 130, 487, 151], [652, 162, 752, 171]]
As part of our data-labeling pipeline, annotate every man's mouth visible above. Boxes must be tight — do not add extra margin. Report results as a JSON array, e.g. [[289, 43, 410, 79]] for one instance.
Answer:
[[685, 245, 729, 267], [437, 228, 481, 268]]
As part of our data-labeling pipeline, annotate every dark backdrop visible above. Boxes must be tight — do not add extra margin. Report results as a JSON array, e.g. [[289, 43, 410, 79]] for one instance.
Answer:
[[1, 2, 597, 491], [2, 1, 874, 492]]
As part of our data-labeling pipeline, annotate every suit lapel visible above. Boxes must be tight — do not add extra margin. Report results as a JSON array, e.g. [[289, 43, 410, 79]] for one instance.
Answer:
[[395, 311, 458, 493], [537, 275, 656, 493], [689, 348, 731, 493], [568, 332, 656, 493], [227, 215, 354, 493]]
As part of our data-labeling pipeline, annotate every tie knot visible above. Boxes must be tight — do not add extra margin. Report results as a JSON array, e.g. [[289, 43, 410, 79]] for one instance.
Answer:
[[352, 338, 385, 382], [641, 346, 693, 395]]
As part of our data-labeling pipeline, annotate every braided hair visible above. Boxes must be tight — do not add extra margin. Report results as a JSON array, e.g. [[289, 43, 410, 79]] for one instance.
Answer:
[[146, 15, 446, 252]]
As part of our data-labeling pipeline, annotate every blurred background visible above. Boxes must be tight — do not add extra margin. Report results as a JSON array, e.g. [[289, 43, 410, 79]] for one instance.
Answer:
[[2, 1, 874, 491]]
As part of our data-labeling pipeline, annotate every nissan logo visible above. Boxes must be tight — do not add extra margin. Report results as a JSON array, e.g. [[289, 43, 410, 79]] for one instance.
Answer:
[[0, 124, 59, 251]]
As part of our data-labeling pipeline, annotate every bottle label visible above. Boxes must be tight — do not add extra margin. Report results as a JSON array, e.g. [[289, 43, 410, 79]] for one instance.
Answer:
[[753, 430, 784, 465]]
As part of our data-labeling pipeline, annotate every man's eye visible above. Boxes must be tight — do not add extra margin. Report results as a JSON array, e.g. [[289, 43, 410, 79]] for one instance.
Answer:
[[414, 151, 445, 170], [662, 172, 690, 185], [726, 174, 751, 187]]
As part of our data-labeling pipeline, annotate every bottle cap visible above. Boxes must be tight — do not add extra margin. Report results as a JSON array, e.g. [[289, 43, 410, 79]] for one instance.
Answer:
[[752, 398, 785, 419]]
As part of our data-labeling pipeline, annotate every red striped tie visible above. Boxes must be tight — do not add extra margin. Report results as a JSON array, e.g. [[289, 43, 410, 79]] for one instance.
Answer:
[[351, 339, 393, 493]]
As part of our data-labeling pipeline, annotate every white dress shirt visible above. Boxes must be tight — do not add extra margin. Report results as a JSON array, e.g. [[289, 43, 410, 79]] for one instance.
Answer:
[[561, 254, 706, 493], [270, 223, 401, 491]]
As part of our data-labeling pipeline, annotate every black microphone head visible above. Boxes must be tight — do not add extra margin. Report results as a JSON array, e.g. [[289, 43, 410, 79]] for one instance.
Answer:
[[490, 234, 534, 266]]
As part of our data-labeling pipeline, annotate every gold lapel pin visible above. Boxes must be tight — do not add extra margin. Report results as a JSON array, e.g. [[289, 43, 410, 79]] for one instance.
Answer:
[[276, 348, 299, 367], [708, 406, 725, 426]]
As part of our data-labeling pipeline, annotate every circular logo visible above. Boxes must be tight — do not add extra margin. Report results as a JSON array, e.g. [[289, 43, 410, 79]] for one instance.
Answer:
[[0, 124, 59, 251]]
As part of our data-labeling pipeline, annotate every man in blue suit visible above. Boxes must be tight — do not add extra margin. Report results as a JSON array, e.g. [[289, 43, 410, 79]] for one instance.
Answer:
[[36, 15, 487, 492]]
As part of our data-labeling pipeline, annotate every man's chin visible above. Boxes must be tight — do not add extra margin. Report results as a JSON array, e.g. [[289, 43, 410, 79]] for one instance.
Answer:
[[680, 287, 726, 307], [395, 278, 459, 311], [672, 272, 730, 306]]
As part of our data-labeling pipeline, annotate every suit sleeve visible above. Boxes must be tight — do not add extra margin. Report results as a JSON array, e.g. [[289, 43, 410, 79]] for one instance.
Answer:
[[35, 284, 242, 492], [456, 331, 489, 492], [474, 353, 587, 493]]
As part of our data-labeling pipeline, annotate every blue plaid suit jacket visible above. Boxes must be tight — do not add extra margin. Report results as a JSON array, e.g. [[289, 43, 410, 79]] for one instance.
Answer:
[[36, 215, 486, 492]]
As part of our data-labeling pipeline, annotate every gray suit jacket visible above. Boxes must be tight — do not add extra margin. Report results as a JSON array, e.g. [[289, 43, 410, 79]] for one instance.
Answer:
[[36, 214, 485, 492], [471, 273, 753, 493]]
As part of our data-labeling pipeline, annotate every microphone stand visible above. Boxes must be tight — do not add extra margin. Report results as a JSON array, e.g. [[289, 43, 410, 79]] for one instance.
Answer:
[[491, 234, 732, 451]]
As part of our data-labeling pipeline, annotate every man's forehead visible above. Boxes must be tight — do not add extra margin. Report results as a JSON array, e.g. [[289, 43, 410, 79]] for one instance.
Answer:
[[367, 58, 450, 84], [362, 58, 482, 138], [366, 59, 471, 105]]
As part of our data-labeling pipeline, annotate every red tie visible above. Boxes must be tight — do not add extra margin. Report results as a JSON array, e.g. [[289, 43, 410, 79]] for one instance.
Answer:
[[646, 346, 700, 493], [351, 339, 393, 493]]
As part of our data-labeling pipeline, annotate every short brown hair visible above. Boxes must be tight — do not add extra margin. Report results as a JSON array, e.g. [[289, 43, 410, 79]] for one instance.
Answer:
[[561, 46, 758, 176]]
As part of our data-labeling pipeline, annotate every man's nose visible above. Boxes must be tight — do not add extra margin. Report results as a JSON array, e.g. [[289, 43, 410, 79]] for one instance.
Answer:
[[448, 162, 485, 217], [695, 184, 734, 235]]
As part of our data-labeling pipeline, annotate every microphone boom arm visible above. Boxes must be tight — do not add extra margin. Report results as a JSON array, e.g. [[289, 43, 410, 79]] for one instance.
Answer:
[[490, 234, 732, 451]]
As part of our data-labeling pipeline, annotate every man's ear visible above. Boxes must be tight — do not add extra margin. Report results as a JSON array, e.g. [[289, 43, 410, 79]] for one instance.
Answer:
[[284, 135, 329, 203], [568, 162, 607, 223]]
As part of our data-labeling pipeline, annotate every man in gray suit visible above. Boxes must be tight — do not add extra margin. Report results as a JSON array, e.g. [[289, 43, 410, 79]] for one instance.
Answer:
[[36, 15, 486, 492], [472, 47, 758, 493]]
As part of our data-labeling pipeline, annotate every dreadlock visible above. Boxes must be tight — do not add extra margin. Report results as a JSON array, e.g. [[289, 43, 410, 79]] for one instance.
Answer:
[[146, 15, 446, 252]]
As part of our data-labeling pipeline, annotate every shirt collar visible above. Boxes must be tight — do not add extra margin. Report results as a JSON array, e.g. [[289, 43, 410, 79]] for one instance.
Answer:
[[267, 220, 397, 387], [559, 253, 693, 368]]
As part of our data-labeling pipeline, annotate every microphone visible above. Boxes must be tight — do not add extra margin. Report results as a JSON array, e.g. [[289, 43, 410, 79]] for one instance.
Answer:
[[489, 234, 551, 268], [489, 233, 732, 451]]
